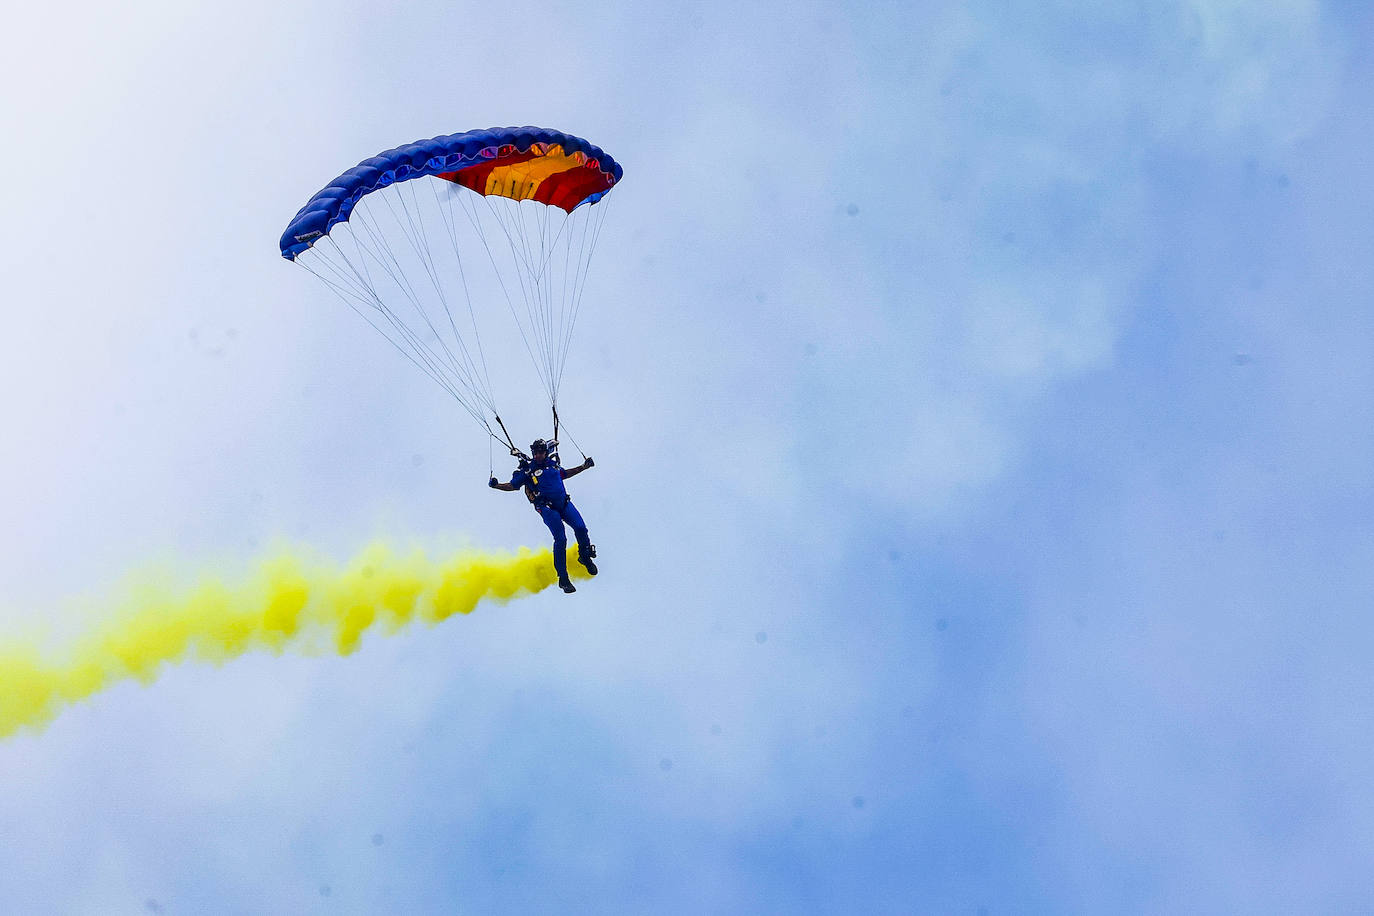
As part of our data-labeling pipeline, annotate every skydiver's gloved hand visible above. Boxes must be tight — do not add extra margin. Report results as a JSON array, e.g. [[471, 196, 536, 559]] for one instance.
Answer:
[[584, 457, 595, 468], [488, 477, 499, 488]]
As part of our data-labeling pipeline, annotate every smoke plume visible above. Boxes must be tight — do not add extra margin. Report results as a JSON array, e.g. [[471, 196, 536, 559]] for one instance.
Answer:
[[0, 542, 590, 739]]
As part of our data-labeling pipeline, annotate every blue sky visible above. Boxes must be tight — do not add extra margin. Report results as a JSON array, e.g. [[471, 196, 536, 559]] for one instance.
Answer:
[[2, 0, 1373, 912]]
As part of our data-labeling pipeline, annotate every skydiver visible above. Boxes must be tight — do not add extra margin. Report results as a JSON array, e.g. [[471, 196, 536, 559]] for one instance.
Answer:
[[489, 439, 597, 593]]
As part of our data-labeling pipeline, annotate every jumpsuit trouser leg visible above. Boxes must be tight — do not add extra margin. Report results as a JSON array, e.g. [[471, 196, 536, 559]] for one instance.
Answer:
[[539, 500, 592, 580]]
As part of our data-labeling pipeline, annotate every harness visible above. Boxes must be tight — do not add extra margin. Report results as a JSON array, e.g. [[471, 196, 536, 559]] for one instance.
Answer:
[[521, 453, 569, 512], [530, 491, 571, 512]]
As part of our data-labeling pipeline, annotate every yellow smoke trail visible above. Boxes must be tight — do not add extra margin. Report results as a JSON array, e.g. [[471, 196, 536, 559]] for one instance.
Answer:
[[0, 542, 591, 740]]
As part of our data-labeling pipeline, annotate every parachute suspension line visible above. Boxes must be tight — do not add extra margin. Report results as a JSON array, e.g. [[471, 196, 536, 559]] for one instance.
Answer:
[[395, 179, 483, 385], [372, 186, 472, 388], [347, 206, 470, 395], [296, 242, 375, 304], [559, 206, 574, 395], [526, 202, 552, 401], [431, 179, 496, 408], [464, 192, 608, 425], [542, 199, 608, 450], [555, 204, 593, 397], [359, 189, 487, 409], [330, 224, 492, 415], [385, 179, 496, 414], [540, 205, 566, 406], [489, 196, 555, 403], [313, 233, 461, 401], [535, 204, 556, 399], [538, 209, 562, 397], [518, 201, 546, 383], [480, 194, 558, 403], [295, 250, 489, 433], [323, 232, 487, 418], [556, 413, 587, 462], [500, 199, 545, 374], [457, 192, 556, 403], [350, 200, 452, 367], [307, 222, 496, 434], [515, 200, 558, 404], [347, 194, 499, 418], [391, 180, 476, 377], [542, 205, 562, 403], [556, 202, 584, 403], [555, 197, 612, 393]]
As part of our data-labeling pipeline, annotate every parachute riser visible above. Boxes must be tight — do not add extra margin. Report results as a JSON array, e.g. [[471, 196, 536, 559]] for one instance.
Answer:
[[492, 413, 523, 458]]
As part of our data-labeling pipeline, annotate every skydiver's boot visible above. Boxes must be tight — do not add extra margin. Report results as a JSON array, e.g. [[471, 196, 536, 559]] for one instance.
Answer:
[[559, 576, 577, 594], [578, 544, 598, 576]]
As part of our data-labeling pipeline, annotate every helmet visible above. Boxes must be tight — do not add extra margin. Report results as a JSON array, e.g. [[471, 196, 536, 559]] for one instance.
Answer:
[[530, 439, 549, 453]]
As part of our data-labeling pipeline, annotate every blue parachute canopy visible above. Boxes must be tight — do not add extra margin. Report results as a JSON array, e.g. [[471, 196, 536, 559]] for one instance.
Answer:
[[280, 127, 623, 260]]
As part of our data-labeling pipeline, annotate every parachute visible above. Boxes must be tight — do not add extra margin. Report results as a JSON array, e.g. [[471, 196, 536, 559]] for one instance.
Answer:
[[279, 127, 623, 456]]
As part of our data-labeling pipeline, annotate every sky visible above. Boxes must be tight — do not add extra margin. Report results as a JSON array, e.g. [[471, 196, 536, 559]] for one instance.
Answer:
[[2, 0, 1373, 912]]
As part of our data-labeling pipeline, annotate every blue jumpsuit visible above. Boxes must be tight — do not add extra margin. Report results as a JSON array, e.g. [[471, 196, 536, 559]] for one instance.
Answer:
[[508, 459, 592, 581]]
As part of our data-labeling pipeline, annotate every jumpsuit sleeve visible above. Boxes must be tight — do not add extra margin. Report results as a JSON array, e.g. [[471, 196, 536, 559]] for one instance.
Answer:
[[509, 470, 528, 488]]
